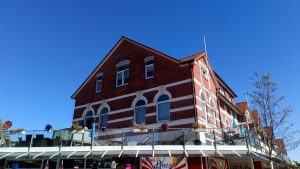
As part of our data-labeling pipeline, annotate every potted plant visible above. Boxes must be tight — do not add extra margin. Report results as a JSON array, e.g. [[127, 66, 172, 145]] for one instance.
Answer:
[[9, 128, 25, 135], [160, 123, 168, 132], [192, 123, 207, 132], [71, 122, 85, 134], [45, 124, 53, 133], [132, 122, 148, 133]]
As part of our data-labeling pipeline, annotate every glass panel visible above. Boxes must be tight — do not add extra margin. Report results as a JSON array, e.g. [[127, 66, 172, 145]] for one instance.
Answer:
[[135, 107, 145, 124], [202, 102, 206, 119], [100, 108, 109, 128], [135, 100, 146, 107], [96, 80, 102, 92], [146, 60, 154, 65], [85, 117, 93, 129], [124, 69, 129, 84], [85, 111, 93, 117], [146, 64, 154, 78], [117, 64, 129, 71], [117, 71, 123, 86], [158, 102, 170, 121], [210, 102, 216, 125], [157, 95, 169, 102]]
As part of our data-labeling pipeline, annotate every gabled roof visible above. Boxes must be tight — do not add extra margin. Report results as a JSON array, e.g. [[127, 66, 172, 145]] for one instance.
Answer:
[[179, 51, 221, 90], [71, 36, 179, 99], [179, 51, 206, 63], [236, 102, 248, 113]]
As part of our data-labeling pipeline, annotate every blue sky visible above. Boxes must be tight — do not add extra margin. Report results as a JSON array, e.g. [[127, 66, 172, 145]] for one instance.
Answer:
[[1, 0, 300, 161]]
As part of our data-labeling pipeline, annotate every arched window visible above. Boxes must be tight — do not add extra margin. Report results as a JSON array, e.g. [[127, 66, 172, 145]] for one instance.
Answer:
[[209, 100, 216, 126], [225, 118, 230, 128], [157, 94, 170, 121], [84, 111, 94, 129], [99, 108, 109, 129], [200, 92, 207, 123], [135, 100, 146, 124]]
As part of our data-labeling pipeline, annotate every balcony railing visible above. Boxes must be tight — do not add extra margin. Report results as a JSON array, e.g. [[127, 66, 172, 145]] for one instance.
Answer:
[[0, 126, 288, 162]]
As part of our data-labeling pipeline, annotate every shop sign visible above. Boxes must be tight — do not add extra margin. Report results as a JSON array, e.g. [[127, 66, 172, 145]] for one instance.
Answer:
[[142, 157, 187, 169]]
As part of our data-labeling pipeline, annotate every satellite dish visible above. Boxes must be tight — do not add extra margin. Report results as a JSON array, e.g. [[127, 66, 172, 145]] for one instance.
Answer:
[[3, 121, 12, 129]]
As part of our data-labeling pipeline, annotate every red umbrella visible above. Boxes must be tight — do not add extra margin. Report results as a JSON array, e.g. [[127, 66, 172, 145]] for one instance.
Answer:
[[3, 121, 12, 129]]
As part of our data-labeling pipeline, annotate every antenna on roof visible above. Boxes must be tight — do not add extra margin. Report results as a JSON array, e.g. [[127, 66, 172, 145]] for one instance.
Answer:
[[204, 35, 208, 57], [245, 92, 251, 108]]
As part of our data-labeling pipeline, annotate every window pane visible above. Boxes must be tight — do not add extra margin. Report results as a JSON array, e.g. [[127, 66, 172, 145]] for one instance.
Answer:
[[124, 69, 129, 84], [100, 115, 108, 128], [85, 117, 93, 129], [100, 108, 109, 128], [146, 60, 154, 65], [202, 102, 206, 119], [117, 72, 123, 86], [85, 111, 93, 117], [146, 65, 154, 78], [135, 107, 145, 124], [136, 100, 146, 107], [158, 102, 170, 121], [96, 80, 102, 92], [157, 95, 169, 102], [118, 65, 129, 71]]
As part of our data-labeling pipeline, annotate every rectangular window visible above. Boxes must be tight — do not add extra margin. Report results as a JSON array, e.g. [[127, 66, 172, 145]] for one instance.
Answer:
[[145, 60, 154, 79], [96, 75, 103, 93], [116, 65, 129, 87]]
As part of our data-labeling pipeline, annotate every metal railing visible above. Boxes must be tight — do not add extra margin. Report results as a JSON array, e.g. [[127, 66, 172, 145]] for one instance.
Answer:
[[0, 125, 288, 162], [0, 126, 248, 148]]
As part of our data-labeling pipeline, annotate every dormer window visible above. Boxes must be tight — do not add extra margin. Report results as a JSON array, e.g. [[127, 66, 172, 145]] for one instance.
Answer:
[[95, 73, 103, 93], [144, 56, 154, 79], [116, 60, 130, 87], [201, 65, 209, 80]]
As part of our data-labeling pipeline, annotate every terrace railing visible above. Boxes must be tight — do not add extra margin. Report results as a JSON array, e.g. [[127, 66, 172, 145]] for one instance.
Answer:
[[0, 125, 288, 162]]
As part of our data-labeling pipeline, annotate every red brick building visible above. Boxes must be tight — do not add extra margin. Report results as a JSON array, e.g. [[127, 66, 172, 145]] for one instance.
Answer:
[[0, 36, 291, 169], [71, 36, 243, 136]]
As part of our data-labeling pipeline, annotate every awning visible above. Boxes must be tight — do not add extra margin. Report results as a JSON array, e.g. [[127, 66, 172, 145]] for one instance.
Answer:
[[0, 144, 252, 160]]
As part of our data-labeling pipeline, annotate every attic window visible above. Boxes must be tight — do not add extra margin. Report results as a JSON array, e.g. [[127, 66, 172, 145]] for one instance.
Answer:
[[96, 73, 103, 93], [201, 65, 209, 80], [145, 56, 154, 79], [116, 61, 130, 87]]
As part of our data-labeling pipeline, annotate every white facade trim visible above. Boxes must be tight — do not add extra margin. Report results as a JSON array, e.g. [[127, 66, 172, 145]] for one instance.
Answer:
[[73, 94, 194, 122], [74, 79, 192, 110]]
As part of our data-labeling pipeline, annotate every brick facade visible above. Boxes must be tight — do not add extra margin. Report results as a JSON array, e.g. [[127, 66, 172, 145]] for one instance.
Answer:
[[71, 36, 242, 132]]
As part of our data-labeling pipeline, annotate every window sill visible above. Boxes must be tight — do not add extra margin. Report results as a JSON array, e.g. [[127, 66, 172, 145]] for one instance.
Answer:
[[116, 83, 129, 88], [145, 76, 154, 80]]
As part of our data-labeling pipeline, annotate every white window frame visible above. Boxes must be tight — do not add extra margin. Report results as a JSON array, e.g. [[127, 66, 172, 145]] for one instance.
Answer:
[[156, 97, 170, 122], [116, 66, 129, 87], [145, 63, 154, 79], [201, 65, 209, 80]]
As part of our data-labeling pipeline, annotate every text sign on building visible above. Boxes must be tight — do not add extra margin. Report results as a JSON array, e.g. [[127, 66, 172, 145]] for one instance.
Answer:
[[142, 157, 187, 169]]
